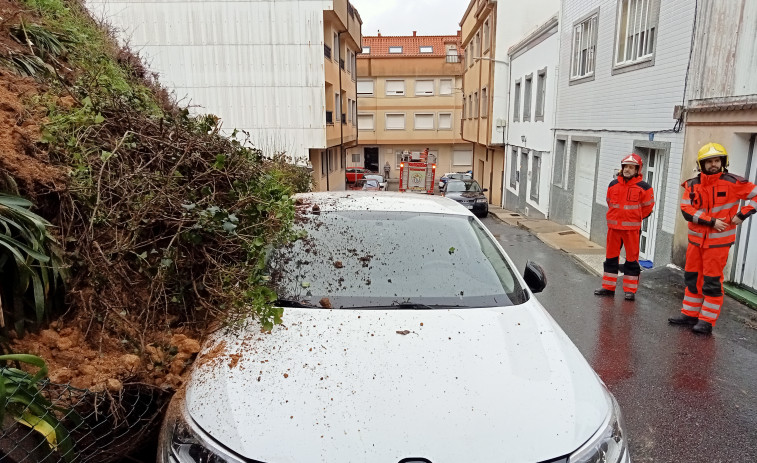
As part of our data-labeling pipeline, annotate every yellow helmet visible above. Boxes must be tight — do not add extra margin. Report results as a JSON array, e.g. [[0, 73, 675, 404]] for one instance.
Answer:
[[697, 142, 728, 172]]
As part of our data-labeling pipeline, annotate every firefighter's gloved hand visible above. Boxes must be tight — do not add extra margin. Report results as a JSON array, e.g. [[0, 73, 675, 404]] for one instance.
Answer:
[[713, 218, 728, 232]]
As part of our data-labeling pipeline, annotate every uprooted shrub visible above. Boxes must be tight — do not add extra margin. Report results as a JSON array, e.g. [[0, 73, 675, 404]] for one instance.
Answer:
[[0, 0, 312, 352]]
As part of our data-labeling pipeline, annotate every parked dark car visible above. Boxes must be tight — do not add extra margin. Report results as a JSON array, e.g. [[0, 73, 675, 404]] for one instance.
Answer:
[[442, 179, 489, 218]]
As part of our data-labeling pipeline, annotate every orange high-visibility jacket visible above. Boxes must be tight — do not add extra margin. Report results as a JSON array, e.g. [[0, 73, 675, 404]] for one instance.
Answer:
[[681, 172, 757, 248], [606, 175, 655, 230]]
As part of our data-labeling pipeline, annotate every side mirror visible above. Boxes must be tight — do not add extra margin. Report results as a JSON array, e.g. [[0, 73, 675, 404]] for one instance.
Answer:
[[523, 261, 547, 293]]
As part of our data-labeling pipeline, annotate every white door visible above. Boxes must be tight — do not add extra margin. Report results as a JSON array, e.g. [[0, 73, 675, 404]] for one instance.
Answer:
[[732, 135, 757, 291], [572, 142, 597, 233], [639, 149, 663, 261]]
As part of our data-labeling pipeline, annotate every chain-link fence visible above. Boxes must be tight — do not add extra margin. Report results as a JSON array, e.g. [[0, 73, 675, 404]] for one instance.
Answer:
[[1, 370, 171, 462]]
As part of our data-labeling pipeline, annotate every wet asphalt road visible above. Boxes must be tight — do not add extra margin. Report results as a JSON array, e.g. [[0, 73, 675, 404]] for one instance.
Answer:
[[482, 216, 757, 462]]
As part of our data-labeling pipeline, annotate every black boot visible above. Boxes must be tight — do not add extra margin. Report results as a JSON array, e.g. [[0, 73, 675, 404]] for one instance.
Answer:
[[624, 292, 635, 301], [692, 320, 713, 334], [594, 288, 615, 297], [668, 313, 699, 325]]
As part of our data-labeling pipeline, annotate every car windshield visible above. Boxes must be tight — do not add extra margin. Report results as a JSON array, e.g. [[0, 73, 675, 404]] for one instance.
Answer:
[[364, 175, 384, 183], [446, 180, 482, 193], [364, 180, 379, 187], [267, 211, 526, 308]]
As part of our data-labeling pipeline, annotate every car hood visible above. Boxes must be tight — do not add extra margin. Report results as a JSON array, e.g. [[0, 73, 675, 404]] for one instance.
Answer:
[[186, 303, 608, 463]]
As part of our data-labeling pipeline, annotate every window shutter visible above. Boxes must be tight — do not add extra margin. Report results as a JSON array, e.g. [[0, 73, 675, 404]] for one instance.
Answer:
[[415, 80, 434, 95], [358, 114, 374, 130], [439, 79, 453, 95], [386, 114, 405, 130], [385, 80, 405, 95], [357, 80, 374, 95], [438, 113, 452, 129], [415, 114, 434, 130]]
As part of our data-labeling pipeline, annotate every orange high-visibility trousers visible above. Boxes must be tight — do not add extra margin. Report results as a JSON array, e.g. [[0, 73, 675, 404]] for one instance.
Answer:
[[601, 228, 641, 293], [680, 244, 730, 325]]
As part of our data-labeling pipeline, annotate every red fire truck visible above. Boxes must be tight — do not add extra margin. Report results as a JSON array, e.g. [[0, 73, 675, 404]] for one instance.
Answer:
[[398, 150, 437, 194]]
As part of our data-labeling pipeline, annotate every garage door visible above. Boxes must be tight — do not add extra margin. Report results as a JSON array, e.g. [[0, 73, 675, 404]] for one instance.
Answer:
[[732, 135, 756, 292], [572, 142, 597, 234]]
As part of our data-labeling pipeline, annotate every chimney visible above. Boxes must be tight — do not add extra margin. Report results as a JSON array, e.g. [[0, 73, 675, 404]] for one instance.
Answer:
[[377, 29, 381, 37], [413, 31, 417, 37]]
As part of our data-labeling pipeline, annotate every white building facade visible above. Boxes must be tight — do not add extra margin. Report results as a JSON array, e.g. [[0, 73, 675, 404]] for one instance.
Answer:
[[504, 15, 560, 219], [551, 0, 695, 266], [87, 0, 362, 182]]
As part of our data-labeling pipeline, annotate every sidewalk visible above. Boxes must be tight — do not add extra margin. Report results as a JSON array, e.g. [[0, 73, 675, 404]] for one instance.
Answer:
[[488, 204, 757, 309], [488, 205, 606, 277]]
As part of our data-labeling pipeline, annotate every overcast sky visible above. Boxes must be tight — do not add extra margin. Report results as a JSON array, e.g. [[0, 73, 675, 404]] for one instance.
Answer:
[[350, 0, 468, 36]]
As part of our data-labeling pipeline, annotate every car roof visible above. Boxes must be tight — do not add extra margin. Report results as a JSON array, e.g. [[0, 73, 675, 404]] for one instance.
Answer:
[[295, 191, 470, 216]]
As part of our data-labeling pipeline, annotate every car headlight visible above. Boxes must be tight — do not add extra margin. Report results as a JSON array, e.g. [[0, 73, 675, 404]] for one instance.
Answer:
[[569, 392, 629, 463], [159, 397, 245, 463], [476, 198, 488, 203]]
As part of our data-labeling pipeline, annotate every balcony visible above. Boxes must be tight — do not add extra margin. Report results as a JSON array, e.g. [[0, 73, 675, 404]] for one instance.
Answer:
[[326, 111, 333, 124], [324, 45, 331, 59], [446, 54, 462, 63]]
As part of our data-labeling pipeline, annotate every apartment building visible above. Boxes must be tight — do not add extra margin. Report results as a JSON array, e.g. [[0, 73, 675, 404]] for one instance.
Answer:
[[551, 0, 695, 267], [353, 32, 470, 178], [676, 0, 757, 294], [460, 0, 559, 207], [505, 15, 560, 219], [87, 0, 362, 192]]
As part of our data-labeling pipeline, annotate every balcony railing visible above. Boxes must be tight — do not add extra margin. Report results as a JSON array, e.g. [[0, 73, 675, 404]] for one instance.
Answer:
[[446, 54, 462, 63], [340, 59, 345, 70], [326, 111, 333, 124], [324, 45, 331, 59]]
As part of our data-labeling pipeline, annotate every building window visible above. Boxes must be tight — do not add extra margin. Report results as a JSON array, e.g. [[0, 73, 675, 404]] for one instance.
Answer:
[[453, 150, 473, 166], [462, 94, 466, 119], [333, 33, 340, 63], [553, 139, 567, 187], [352, 100, 357, 124], [420, 46, 433, 53], [523, 74, 533, 122], [362, 46, 370, 54], [509, 148, 518, 188], [347, 98, 351, 124], [483, 20, 490, 51], [385, 80, 405, 96], [389, 46, 403, 54], [415, 79, 434, 96], [321, 150, 327, 175], [475, 32, 481, 59], [530, 152, 541, 201], [481, 87, 488, 118], [513, 80, 521, 122], [329, 149, 336, 172], [335, 93, 340, 121], [414, 113, 434, 130], [385, 113, 405, 130], [535, 68, 546, 122], [352, 153, 361, 163], [473, 92, 478, 118], [571, 13, 598, 80], [358, 113, 374, 130], [438, 113, 452, 130], [615, 0, 660, 67], [357, 80, 374, 96], [439, 78, 453, 95], [468, 95, 473, 119], [352, 53, 357, 81]]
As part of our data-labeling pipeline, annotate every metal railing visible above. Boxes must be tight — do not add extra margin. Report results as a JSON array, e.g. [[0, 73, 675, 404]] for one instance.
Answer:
[[446, 54, 462, 63], [324, 45, 331, 59]]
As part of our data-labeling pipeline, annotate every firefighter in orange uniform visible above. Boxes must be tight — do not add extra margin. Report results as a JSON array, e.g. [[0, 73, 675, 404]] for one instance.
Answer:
[[669, 143, 757, 334], [594, 153, 655, 301]]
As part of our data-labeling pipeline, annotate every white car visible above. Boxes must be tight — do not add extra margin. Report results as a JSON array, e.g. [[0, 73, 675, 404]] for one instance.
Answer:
[[158, 192, 630, 463], [439, 171, 472, 190], [363, 174, 386, 190]]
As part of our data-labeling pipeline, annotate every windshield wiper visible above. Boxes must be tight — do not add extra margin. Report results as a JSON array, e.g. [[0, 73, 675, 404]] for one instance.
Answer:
[[273, 299, 318, 308], [346, 303, 467, 310]]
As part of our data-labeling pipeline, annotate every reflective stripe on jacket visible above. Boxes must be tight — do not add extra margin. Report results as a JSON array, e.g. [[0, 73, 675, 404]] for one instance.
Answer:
[[605, 175, 654, 230], [681, 172, 757, 248]]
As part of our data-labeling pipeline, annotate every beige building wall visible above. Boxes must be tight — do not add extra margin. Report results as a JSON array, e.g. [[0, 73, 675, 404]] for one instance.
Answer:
[[311, 2, 362, 192], [460, 0, 504, 206], [353, 33, 472, 182]]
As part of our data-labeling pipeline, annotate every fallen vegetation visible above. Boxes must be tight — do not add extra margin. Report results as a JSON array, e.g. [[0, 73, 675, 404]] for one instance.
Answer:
[[0, 0, 309, 395]]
